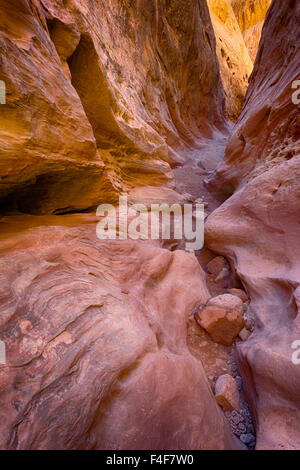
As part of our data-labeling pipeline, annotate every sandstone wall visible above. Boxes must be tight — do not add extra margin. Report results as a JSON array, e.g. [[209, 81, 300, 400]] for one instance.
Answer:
[[0, 0, 245, 451], [208, 0, 253, 120], [206, 0, 300, 449], [231, 0, 271, 62], [0, 0, 225, 214]]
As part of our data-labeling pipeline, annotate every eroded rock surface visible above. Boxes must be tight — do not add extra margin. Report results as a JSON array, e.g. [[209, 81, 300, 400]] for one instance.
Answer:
[[206, 0, 300, 450], [0, 0, 226, 214], [0, 220, 242, 450], [0, 0, 298, 453]]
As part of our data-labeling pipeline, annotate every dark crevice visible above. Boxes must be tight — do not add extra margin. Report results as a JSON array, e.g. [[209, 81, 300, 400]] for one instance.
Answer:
[[67, 35, 123, 149]]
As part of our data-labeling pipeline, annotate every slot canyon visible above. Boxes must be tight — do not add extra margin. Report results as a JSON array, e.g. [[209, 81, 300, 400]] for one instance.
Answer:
[[0, 0, 299, 451]]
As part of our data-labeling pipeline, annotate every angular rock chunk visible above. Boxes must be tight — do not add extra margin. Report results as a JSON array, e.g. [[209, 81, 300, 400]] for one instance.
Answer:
[[227, 288, 249, 303], [206, 256, 228, 277], [195, 294, 245, 346], [239, 328, 251, 342], [0, 0, 226, 213], [215, 374, 240, 411]]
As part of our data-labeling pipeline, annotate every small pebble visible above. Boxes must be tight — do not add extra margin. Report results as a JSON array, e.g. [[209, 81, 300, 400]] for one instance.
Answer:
[[239, 328, 251, 341], [240, 433, 256, 445], [238, 423, 247, 433], [235, 375, 242, 390]]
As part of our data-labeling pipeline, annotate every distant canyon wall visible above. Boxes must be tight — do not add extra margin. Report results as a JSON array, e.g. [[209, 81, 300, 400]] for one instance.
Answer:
[[231, 0, 272, 62], [208, 0, 253, 120], [208, 0, 271, 120]]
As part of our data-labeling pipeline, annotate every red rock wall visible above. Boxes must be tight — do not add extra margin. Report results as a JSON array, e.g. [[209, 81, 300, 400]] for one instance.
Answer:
[[206, 0, 300, 449], [1, 0, 298, 451], [208, 0, 253, 120]]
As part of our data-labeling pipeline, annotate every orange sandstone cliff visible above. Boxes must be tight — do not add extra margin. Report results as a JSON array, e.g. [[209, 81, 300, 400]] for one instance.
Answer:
[[231, 0, 272, 62], [0, 0, 226, 214]]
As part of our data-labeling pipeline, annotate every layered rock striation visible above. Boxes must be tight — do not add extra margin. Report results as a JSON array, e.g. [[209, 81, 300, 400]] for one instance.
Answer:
[[0, 0, 226, 214], [0, 220, 241, 450], [0, 0, 243, 451], [0, 0, 298, 452]]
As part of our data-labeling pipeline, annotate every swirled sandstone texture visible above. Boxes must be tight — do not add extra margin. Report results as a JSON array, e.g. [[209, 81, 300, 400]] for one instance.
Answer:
[[207, 0, 253, 120], [0, 0, 226, 214], [206, 0, 300, 450], [231, 0, 271, 62], [0, 219, 242, 450]]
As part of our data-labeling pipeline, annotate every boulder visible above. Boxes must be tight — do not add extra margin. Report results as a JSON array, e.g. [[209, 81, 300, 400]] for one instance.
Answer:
[[195, 294, 245, 346], [209, 294, 244, 312]]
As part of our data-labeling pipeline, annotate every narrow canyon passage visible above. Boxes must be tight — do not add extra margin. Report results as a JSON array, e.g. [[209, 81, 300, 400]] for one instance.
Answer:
[[0, 0, 299, 451]]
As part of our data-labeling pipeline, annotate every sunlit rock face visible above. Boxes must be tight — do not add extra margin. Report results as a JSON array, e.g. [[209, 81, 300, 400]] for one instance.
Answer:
[[208, 0, 253, 120], [231, 0, 271, 62], [0, 0, 226, 215], [206, 0, 300, 450]]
